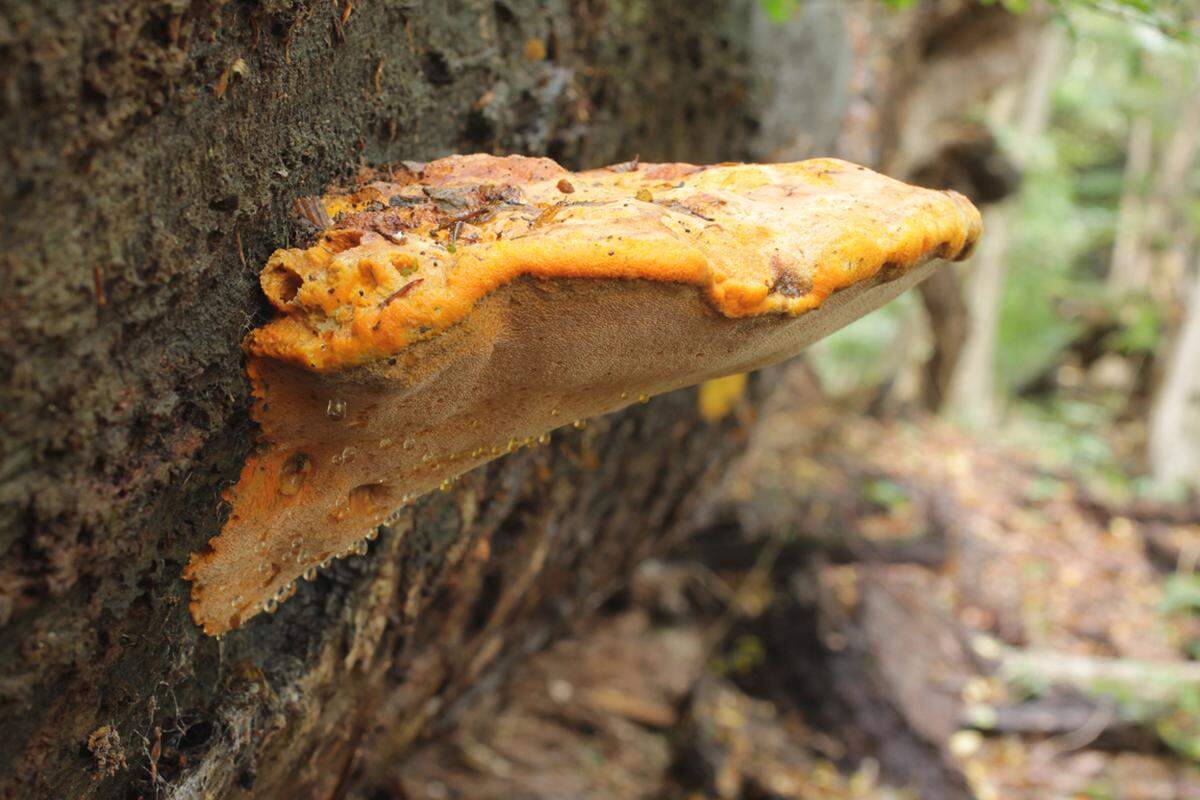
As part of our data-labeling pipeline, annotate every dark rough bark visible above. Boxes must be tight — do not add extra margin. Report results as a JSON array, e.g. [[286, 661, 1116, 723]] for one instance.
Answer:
[[0, 2, 850, 798]]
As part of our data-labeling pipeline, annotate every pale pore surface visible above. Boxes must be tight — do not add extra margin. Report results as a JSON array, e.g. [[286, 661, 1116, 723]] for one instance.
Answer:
[[184, 155, 981, 635]]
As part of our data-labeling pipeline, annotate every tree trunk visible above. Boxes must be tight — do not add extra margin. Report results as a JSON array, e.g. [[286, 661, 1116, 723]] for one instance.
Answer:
[[1149, 265, 1200, 490], [0, 2, 861, 798], [1111, 67, 1200, 297], [870, 5, 1043, 411], [1109, 116, 1155, 293], [917, 268, 970, 411], [943, 27, 1064, 426], [948, 203, 1009, 426], [1142, 70, 1200, 490]]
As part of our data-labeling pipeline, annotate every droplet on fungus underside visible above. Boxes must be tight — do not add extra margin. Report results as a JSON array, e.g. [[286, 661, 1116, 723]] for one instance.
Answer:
[[326, 398, 347, 420], [183, 153, 982, 635], [277, 453, 312, 496]]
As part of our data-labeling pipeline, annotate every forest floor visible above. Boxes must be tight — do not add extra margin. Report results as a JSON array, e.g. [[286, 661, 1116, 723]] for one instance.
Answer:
[[358, 369, 1200, 800]]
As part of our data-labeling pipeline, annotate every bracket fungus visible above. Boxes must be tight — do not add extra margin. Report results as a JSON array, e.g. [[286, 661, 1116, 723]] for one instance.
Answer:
[[184, 154, 981, 635]]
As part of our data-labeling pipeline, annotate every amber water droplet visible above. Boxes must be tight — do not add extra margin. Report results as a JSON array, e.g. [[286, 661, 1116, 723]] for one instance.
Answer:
[[439, 478, 452, 492], [572, 419, 586, 429], [365, 528, 379, 541], [302, 567, 318, 581], [537, 433, 550, 445], [264, 598, 279, 614], [349, 482, 391, 513], [506, 438, 519, 452], [402, 437, 416, 451], [638, 394, 650, 404], [278, 453, 312, 496], [326, 398, 347, 421], [620, 392, 629, 400]]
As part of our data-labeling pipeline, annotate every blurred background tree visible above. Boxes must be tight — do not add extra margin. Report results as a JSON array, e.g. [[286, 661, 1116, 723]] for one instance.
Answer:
[[811, 1, 1200, 499]]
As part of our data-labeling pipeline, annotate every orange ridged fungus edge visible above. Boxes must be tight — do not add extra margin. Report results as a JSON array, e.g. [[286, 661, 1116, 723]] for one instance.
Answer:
[[184, 154, 982, 635]]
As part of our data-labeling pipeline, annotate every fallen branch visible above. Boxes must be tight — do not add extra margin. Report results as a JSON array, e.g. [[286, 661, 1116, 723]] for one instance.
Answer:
[[684, 524, 947, 572], [963, 696, 1119, 734], [974, 636, 1200, 706]]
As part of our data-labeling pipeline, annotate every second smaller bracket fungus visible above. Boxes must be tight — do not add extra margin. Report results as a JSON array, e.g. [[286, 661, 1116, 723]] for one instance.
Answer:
[[184, 154, 982, 635]]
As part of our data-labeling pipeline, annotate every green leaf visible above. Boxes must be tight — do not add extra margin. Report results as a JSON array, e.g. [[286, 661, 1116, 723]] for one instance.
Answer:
[[861, 478, 911, 511], [1161, 573, 1200, 615], [759, 0, 800, 23]]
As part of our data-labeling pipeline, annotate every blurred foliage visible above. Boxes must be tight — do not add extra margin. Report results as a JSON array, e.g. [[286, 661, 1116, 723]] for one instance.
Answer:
[[999, 9, 1195, 391], [763, 0, 1198, 41], [1157, 684, 1200, 761], [809, 293, 918, 398], [758, 0, 800, 22], [859, 477, 912, 512], [711, 634, 767, 677], [1053, 0, 1199, 41], [1104, 296, 1164, 354], [1162, 572, 1200, 616], [1004, 399, 1129, 485], [1160, 573, 1200, 659]]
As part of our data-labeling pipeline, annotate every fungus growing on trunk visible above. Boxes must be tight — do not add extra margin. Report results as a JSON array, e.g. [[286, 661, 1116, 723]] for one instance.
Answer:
[[184, 154, 982, 635]]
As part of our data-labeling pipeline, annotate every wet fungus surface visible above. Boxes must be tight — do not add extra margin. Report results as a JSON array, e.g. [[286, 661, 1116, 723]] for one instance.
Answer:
[[183, 154, 982, 635]]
